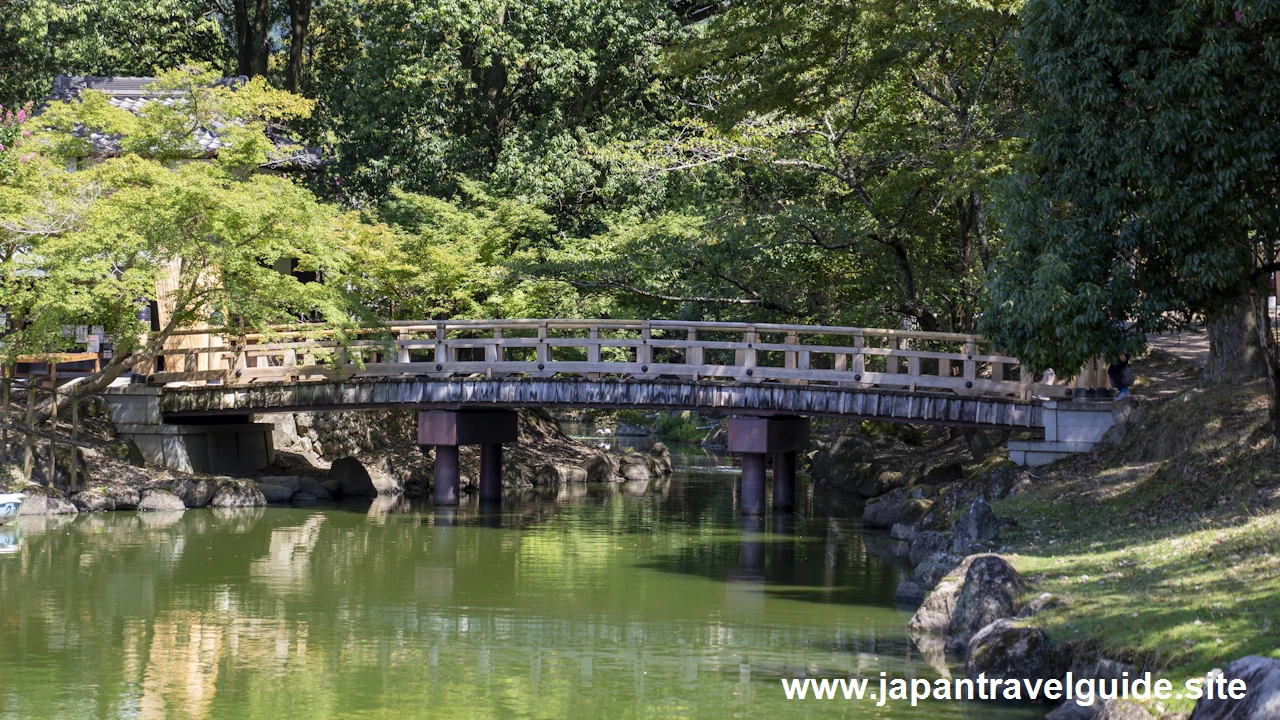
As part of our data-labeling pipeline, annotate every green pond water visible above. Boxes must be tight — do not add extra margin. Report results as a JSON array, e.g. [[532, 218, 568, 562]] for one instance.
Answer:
[[0, 445, 1045, 719]]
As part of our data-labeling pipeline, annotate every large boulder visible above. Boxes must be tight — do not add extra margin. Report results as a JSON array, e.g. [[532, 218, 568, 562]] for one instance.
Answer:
[[533, 463, 589, 485], [862, 471, 910, 497], [257, 483, 295, 504], [583, 453, 620, 483], [894, 552, 960, 606], [107, 438, 146, 467], [862, 488, 909, 528], [951, 497, 1000, 553], [19, 488, 78, 516], [137, 488, 186, 512], [1189, 656, 1280, 720], [907, 555, 981, 634], [649, 443, 674, 475], [211, 480, 267, 508], [70, 489, 115, 513], [965, 619, 1060, 681], [330, 456, 378, 497], [297, 476, 333, 501], [1046, 699, 1154, 720], [922, 461, 964, 485], [809, 433, 877, 490], [909, 531, 951, 565], [162, 477, 218, 508], [102, 485, 141, 510], [947, 554, 1023, 651], [257, 475, 303, 493]]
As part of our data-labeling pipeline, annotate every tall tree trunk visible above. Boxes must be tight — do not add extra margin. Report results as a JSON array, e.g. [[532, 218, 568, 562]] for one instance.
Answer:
[[234, 0, 254, 76], [1249, 290, 1280, 440], [286, 0, 313, 92], [1207, 294, 1268, 382], [252, 0, 272, 77]]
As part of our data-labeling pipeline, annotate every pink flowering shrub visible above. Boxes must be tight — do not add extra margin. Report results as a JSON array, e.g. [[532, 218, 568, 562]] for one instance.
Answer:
[[0, 101, 34, 180]]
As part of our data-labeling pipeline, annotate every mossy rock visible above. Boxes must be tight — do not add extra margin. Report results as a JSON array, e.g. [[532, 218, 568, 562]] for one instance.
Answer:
[[898, 497, 934, 524], [107, 439, 145, 467]]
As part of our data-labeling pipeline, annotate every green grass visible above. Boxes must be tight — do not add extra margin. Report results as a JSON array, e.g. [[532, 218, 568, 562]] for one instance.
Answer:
[[990, 359, 1280, 713]]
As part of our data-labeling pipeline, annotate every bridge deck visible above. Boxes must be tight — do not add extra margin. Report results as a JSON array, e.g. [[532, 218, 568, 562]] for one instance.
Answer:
[[154, 377, 1045, 431]]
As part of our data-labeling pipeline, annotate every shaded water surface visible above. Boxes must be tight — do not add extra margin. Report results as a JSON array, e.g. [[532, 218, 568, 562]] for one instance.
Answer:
[[0, 455, 1043, 719]]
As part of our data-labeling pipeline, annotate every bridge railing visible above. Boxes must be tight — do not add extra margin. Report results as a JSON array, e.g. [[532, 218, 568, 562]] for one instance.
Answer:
[[146, 319, 1070, 400]]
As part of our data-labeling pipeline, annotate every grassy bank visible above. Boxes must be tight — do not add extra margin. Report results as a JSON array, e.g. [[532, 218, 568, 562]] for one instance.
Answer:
[[993, 351, 1280, 711]]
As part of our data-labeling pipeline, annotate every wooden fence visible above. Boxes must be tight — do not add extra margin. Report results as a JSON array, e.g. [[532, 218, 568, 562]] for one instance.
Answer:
[[143, 320, 1072, 400]]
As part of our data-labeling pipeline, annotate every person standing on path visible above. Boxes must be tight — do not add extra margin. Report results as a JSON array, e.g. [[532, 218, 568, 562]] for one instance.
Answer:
[[1108, 353, 1134, 398]]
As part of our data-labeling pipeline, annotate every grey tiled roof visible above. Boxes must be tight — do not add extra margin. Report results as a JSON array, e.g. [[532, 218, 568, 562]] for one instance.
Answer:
[[46, 75, 324, 169]]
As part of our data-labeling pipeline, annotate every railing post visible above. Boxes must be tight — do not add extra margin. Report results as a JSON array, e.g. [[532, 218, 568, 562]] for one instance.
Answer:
[[638, 322, 652, 367], [939, 357, 952, 378], [47, 363, 57, 485], [742, 326, 757, 377], [22, 378, 35, 482], [486, 328, 502, 363], [784, 332, 798, 370], [70, 386, 80, 491], [435, 323, 447, 367], [397, 330, 410, 363], [537, 322, 549, 364], [687, 328, 701, 380], [852, 330, 865, 376], [964, 337, 978, 382], [587, 325, 601, 379], [885, 336, 899, 375], [1, 365, 9, 460]]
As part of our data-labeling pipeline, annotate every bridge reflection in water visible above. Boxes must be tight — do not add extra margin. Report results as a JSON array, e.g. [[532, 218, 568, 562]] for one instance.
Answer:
[[0, 468, 1049, 719]]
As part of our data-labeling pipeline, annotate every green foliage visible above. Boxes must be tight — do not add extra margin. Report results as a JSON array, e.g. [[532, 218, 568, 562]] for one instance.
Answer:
[[0, 77, 360, 381], [0, 157, 359, 365], [860, 421, 924, 447], [0, 0, 231, 107], [353, 187, 593, 320], [304, 0, 689, 235], [654, 412, 704, 444], [35, 66, 315, 172], [982, 0, 1280, 372], [0, 103, 34, 181], [579, 0, 1026, 329], [612, 409, 651, 428]]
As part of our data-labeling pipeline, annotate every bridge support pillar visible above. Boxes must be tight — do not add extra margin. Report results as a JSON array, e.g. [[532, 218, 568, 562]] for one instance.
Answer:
[[727, 416, 810, 516], [772, 450, 796, 512], [419, 410, 519, 506], [479, 443, 503, 502], [434, 445, 460, 506], [740, 453, 766, 515]]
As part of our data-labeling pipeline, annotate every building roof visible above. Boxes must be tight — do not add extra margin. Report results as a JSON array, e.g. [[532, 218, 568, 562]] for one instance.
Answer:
[[46, 75, 324, 170]]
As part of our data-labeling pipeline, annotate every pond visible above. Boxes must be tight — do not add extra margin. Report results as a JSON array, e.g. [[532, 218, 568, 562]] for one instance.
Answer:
[[0, 446, 1045, 719]]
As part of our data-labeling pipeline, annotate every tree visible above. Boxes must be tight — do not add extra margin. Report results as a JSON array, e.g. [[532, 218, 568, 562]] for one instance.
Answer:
[[1, 67, 362, 393], [304, 0, 689, 236], [982, 0, 1280, 431], [601, 0, 1025, 330], [0, 0, 231, 107]]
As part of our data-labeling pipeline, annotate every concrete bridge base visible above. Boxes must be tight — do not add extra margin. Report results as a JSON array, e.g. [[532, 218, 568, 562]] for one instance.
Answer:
[[1008, 400, 1126, 467], [418, 410, 519, 506], [103, 387, 274, 473], [727, 416, 810, 515]]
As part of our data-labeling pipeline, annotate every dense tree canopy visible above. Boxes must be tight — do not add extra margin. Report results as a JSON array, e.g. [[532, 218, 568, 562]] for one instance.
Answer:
[[533, 0, 1025, 330], [981, 0, 1279, 420], [0, 0, 1276, 410], [0, 69, 364, 389]]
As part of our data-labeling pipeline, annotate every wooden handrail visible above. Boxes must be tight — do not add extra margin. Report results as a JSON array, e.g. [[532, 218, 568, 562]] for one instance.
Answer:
[[141, 318, 1062, 400]]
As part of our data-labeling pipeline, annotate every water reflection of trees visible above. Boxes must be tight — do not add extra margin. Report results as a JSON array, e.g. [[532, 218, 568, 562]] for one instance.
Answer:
[[0, 476, 978, 720]]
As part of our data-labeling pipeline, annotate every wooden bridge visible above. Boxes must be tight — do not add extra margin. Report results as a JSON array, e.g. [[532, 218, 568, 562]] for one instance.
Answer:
[[105, 320, 1116, 513], [147, 319, 1066, 399]]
